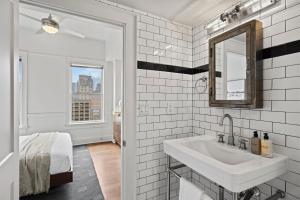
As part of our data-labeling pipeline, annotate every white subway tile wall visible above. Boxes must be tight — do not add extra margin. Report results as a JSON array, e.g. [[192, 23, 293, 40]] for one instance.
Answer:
[[137, 70, 194, 200], [192, 1, 300, 200], [94, 0, 300, 199]]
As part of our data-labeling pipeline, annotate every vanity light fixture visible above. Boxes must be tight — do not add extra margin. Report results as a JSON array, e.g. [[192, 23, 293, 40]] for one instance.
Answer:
[[41, 14, 59, 34], [220, 5, 240, 22], [241, 0, 260, 9], [205, 0, 280, 34]]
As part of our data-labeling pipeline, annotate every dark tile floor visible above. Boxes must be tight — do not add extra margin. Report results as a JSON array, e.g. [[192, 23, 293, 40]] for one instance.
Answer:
[[21, 146, 104, 200]]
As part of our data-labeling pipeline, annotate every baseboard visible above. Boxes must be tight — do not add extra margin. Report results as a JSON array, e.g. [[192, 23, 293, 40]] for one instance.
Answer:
[[73, 135, 113, 146]]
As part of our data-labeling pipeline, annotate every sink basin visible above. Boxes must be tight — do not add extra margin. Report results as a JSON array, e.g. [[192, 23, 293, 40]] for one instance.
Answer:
[[164, 135, 288, 193], [187, 140, 257, 165]]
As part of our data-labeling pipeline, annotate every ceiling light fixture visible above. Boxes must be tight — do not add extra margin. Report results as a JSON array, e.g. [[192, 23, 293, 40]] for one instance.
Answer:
[[41, 14, 59, 34]]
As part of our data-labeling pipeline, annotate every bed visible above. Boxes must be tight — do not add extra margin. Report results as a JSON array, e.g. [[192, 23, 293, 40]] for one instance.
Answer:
[[19, 132, 73, 196]]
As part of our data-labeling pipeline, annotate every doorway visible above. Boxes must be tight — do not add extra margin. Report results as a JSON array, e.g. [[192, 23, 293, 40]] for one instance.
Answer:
[[19, 2, 123, 199], [16, 0, 136, 199]]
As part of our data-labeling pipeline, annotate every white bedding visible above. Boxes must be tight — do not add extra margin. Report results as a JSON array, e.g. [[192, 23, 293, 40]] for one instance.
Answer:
[[19, 132, 73, 175]]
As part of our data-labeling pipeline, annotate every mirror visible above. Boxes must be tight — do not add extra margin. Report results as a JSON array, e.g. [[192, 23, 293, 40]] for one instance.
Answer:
[[209, 20, 263, 108], [215, 33, 247, 100]]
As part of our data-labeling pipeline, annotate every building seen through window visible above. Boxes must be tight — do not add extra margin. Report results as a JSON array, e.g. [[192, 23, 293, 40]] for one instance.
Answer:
[[71, 65, 103, 122]]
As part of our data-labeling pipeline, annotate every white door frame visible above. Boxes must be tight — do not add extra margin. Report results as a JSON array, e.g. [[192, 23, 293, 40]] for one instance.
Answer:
[[0, 0, 19, 199], [19, 0, 137, 199]]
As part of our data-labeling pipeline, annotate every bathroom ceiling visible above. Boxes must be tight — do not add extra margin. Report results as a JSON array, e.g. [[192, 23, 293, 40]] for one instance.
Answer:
[[109, 0, 240, 26]]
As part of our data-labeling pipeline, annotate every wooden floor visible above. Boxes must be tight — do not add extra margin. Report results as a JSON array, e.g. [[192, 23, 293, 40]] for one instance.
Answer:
[[88, 142, 121, 200]]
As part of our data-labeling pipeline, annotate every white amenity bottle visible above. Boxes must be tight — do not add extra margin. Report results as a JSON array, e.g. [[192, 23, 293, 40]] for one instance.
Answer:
[[261, 133, 273, 158]]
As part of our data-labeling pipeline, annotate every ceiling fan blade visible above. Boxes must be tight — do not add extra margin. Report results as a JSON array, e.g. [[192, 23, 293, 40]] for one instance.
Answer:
[[20, 13, 41, 23], [60, 28, 86, 39], [36, 28, 45, 34], [59, 18, 67, 26]]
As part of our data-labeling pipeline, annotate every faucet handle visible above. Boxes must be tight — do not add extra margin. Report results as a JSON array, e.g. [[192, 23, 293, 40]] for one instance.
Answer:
[[217, 134, 225, 143], [239, 138, 248, 150]]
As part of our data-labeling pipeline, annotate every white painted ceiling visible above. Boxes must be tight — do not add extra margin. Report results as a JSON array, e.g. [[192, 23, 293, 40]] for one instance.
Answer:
[[19, 4, 123, 42], [109, 0, 240, 25], [19, 3, 123, 61]]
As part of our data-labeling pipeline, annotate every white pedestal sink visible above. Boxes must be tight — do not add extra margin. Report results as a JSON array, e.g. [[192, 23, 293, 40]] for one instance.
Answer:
[[164, 135, 288, 193]]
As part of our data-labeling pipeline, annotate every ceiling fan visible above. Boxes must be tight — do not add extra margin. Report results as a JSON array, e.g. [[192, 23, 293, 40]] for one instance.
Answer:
[[20, 12, 86, 39]]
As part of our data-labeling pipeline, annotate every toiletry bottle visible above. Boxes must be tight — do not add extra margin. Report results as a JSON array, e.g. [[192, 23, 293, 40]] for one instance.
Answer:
[[261, 133, 273, 158], [251, 131, 261, 155]]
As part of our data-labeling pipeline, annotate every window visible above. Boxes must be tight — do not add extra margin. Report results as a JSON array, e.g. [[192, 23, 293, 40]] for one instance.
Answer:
[[71, 65, 103, 122]]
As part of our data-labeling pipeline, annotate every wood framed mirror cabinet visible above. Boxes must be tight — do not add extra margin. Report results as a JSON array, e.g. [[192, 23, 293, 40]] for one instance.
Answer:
[[209, 20, 263, 108]]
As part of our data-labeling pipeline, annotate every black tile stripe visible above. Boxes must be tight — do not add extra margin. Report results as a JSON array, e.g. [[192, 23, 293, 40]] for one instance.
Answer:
[[193, 64, 208, 73], [137, 61, 211, 75], [257, 40, 300, 60], [193, 64, 222, 77], [137, 61, 195, 74], [137, 61, 223, 77], [138, 39, 300, 75]]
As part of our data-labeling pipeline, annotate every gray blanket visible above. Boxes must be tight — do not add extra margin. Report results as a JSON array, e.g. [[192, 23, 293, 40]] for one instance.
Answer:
[[19, 133, 57, 197]]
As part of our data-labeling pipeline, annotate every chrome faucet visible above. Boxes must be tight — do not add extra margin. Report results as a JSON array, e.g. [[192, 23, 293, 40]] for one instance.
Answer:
[[219, 114, 235, 146]]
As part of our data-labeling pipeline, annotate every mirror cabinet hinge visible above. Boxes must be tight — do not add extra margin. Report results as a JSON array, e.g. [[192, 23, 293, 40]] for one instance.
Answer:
[[209, 87, 213, 96]]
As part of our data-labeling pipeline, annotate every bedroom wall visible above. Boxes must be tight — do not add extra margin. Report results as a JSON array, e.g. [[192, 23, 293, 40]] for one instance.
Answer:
[[192, 0, 300, 199], [19, 28, 115, 145]]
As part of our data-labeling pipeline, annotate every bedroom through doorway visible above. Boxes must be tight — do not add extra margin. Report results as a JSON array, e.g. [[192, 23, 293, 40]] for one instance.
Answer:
[[18, 2, 124, 200]]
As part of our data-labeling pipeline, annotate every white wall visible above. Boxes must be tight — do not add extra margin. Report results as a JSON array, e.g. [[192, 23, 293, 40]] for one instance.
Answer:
[[19, 28, 115, 145], [20, 28, 106, 60], [113, 59, 122, 112]]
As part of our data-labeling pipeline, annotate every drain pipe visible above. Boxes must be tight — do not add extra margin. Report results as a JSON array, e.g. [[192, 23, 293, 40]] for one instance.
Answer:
[[219, 186, 224, 200], [265, 190, 285, 200], [243, 190, 254, 200], [243, 187, 260, 200]]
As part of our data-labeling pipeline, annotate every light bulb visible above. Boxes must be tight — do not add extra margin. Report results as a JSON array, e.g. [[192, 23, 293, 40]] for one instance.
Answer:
[[42, 25, 58, 34]]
